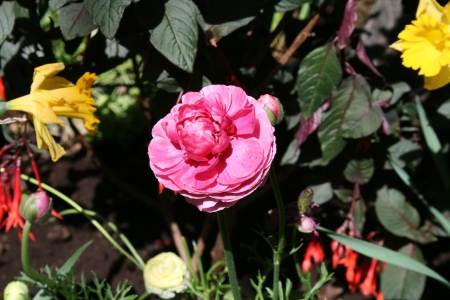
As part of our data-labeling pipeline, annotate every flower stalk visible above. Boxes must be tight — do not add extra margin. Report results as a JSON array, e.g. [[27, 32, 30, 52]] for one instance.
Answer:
[[270, 164, 285, 300], [217, 210, 242, 300]]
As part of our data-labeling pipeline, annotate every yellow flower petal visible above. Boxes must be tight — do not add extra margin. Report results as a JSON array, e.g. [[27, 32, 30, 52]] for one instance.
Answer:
[[416, 0, 445, 20], [390, 40, 403, 52], [6, 63, 99, 162], [31, 116, 66, 162], [31, 63, 65, 93], [424, 64, 450, 89], [398, 14, 450, 77]]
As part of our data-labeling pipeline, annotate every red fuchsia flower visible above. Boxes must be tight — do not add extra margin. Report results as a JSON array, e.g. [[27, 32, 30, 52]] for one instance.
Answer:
[[148, 85, 276, 212], [301, 239, 325, 273], [359, 258, 380, 297], [257, 94, 284, 125]]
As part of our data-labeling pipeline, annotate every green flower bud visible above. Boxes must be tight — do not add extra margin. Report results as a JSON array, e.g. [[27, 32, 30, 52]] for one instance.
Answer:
[[297, 187, 314, 214], [3, 281, 30, 300], [20, 191, 52, 223], [257, 94, 285, 125]]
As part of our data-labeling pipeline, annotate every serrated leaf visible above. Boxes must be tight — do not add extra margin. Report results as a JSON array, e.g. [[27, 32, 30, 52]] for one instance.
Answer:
[[375, 186, 435, 243], [0, 1, 15, 45], [59, 2, 97, 40], [49, 0, 75, 12], [353, 198, 366, 235], [381, 244, 426, 300], [333, 189, 353, 203], [85, 0, 131, 39], [310, 182, 333, 204], [318, 226, 450, 289], [150, 0, 198, 73], [275, 0, 312, 12], [297, 44, 342, 120], [343, 158, 374, 184], [318, 75, 382, 161]]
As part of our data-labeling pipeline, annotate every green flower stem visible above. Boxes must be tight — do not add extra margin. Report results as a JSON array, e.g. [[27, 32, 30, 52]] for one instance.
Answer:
[[217, 210, 241, 300], [291, 229, 302, 280], [21, 174, 145, 270], [181, 237, 198, 280], [270, 164, 285, 300], [21, 221, 71, 299]]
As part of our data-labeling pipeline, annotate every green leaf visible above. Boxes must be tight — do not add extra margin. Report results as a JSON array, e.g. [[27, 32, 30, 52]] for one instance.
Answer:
[[59, 240, 93, 275], [59, 2, 97, 40], [280, 139, 300, 166], [318, 75, 382, 161], [275, 0, 312, 12], [381, 243, 426, 300], [318, 226, 450, 289], [385, 138, 422, 169], [333, 189, 353, 203], [0, 1, 15, 45], [85, 0, 132, 39], [375, 186, 420, 237], [310, 182, 333, 205], [416, 96, 450, 190], [389, 81, 411, 107], [343, 158, 374, 184], [388, 156, 450, 238], [353, 198, 366, 235], [205, 17, 254, 42], [150, 0, 199, 73], [156, 70, 182, 93], [375, 186, 435, 243], [296, 44, 342, 120], [49, 0, 75, 12]]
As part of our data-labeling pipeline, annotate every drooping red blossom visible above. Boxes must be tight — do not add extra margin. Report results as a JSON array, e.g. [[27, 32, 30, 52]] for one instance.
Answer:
[[301, 239, 325, 273]]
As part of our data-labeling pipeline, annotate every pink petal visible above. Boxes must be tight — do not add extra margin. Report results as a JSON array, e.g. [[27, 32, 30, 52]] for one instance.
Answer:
[[148, 137, 184, 170], [182, 91, 203, 104], [227, 138, 263, 179], [232, 107, 255, 135]]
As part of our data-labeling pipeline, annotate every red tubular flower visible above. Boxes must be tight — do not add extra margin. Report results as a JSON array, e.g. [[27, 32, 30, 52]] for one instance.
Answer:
[[359, 258, 379, 297], [0, 75, 5, 101], [301, 239, 325, 273], [339, 248, 360, 292]]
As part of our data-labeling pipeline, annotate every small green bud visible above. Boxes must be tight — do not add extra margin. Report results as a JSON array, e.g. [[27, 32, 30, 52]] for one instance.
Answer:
[[297, 187, 314, 213], [20, 191, 52, 223], [4, 281, 30, 300], [257, 94, 284, 125]]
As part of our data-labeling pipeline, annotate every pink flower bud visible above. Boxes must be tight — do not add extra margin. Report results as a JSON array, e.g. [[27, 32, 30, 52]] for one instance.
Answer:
[[296, 215, 318, 235], [20, 191, 52, 223], [257, 94, 284, 125]]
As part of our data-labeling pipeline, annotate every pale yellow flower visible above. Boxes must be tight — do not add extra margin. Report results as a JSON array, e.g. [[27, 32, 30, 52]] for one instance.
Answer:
[[6, 63, 99, 161], [143, 252, 188, 299], [391, 0, 450, 90], [3, 281, 30, 300]]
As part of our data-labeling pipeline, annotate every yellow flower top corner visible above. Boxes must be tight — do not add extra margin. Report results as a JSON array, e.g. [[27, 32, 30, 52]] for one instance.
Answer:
[[391, 0, 450, 90], [6, 63, 100, 162]]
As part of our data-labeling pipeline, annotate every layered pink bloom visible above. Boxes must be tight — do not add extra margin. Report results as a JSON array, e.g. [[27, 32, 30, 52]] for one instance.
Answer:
[[148, 85, 276, 212]]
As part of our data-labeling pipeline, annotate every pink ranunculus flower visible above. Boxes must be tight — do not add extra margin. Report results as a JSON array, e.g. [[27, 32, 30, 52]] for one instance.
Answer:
[[148, 85, 276, 212]]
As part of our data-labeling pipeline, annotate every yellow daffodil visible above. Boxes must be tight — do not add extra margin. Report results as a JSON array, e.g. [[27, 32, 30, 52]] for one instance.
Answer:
[[6, 63, 99, 161], [391, 0, 450, 90]]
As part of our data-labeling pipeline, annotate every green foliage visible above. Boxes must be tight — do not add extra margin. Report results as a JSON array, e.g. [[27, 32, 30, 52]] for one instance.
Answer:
[[59, 2, 96, 40], [296, 44, 342, 120], [381, 244, 426, 300], [85, 0, 131, 39], [275, 0, 313, 12], [149, 0, 199, 73], [0, 1, 15, 45], [343, 158, 374, 185]]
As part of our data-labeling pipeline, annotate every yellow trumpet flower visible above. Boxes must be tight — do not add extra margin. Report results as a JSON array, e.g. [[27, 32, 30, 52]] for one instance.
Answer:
[[6, 63, 99, 161], [391, 0, 450, 90]]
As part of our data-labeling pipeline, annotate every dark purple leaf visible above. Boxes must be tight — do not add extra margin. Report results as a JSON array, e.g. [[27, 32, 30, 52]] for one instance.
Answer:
[[356, 39, 382, 77], [337, 0, 357, 50]]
